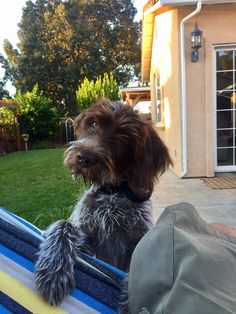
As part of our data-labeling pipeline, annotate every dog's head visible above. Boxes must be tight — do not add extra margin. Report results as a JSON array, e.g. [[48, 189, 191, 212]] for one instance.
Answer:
[[64, 99, 172, 199]]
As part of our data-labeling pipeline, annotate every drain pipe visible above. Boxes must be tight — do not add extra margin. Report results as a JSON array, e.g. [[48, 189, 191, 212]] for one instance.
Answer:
[[180, 1, 202, 177]]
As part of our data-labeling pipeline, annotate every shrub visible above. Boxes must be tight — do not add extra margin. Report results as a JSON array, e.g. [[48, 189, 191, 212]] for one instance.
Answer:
[[0, 106, 15, 125], [76, 72, 120, 111], [15, 84, 59, 142]]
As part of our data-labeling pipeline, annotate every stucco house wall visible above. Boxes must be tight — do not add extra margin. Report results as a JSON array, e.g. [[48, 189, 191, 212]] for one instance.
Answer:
[[148, 2, 236, 177], [181, 3, 236, 177], [150, 8, 183, 176]]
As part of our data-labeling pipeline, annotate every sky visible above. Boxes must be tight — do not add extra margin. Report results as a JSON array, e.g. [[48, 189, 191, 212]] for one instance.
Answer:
[[0, 0, 27, 56], [0, 0, 145, 94]]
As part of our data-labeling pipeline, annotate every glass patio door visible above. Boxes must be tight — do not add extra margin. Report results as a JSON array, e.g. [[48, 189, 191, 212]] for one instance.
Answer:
[[215, 48, 236, 172]]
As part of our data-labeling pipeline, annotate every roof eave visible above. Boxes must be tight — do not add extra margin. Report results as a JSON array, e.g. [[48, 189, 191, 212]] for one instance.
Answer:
[[141, 3, 173, 82], [141, 11, 155, 82]]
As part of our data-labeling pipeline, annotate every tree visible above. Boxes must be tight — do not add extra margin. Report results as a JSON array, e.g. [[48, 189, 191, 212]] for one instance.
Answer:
[[0, 79, 9, 99], [15, 84, 59, 142], [76, 72, 120, 111], [0, 53, 11, 98], [1, 0, 141, 116], [66, 0, 141, 83]]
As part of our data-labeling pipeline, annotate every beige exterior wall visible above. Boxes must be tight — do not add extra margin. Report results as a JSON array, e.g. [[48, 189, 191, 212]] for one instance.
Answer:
[[150, 8, 183, 176], [150, 3, 236, 177]]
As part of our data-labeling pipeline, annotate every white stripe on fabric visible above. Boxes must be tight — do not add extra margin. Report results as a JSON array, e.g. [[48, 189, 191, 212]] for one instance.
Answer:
[[0, 254, 34, 289], [0, 208, 43, 240], [0, 254, 100, 314]]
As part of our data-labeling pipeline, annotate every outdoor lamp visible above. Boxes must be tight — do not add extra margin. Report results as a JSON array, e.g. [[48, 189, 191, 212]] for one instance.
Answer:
[[190, 23, 203, 62]]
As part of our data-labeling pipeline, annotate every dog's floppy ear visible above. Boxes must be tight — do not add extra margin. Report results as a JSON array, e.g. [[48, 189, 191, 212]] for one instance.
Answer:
[[128, 124, 172, 198]]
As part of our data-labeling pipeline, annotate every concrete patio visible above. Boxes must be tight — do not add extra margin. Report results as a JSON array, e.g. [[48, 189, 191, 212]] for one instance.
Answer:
[[152, 171, 236, 227]]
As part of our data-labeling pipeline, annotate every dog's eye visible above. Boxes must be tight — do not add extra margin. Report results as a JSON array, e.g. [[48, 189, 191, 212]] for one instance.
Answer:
[[92, 122, 99, 129]]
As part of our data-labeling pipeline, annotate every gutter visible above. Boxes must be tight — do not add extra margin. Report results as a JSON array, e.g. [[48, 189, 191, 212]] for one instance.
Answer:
[[180, 1, 202, 177]]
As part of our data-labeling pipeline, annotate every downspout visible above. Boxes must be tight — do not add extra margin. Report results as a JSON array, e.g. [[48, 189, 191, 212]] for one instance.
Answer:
[[180, 1, 202, 177]]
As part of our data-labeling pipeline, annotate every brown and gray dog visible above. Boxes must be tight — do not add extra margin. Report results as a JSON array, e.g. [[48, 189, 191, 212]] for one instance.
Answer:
[[34, 99, 172, 306]]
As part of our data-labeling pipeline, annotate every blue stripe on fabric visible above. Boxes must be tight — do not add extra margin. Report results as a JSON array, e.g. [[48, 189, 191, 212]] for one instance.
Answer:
[[70, 288, 116, 314], [0, 207, 42, 236], [0, 292, 32, 314], [0, 305, 13, 314], [0, 208, 121, 311], [89, 254, 125, 277], [1, 229, 120, 307], [0, 245, 34, 272], [0, 207, 123, 276], [79, 252, 125, 285], [0, 245, 116, 313], [0, 221, 122, 304]]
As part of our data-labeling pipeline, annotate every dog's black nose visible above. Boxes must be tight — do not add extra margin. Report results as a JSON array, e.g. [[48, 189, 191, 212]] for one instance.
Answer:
[[77, 150, 97, 168]]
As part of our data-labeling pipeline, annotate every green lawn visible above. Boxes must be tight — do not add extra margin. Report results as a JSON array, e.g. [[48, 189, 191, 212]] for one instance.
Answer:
[[0, 148, 86, 229]]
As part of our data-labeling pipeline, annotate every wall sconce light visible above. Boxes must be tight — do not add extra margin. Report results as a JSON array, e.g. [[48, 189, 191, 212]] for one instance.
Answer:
[[190, 23, 203, 62]]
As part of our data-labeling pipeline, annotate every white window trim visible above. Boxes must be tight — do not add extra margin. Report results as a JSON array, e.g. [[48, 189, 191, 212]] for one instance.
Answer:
[[153, 69, 164, 128]]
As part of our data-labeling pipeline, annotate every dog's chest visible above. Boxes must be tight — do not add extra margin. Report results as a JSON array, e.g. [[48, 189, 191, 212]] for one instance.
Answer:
[[69, 188, 154, 270], [70, 189, 153, 234]]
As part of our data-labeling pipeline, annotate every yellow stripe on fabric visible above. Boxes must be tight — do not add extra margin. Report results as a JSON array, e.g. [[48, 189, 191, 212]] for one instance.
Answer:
[[0, 270, 68, 314]]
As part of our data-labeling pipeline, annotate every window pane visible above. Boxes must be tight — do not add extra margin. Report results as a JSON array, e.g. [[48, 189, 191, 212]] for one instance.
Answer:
[[217, 130, 233, 147], [217, 91, 234, 109], [216, 51, 233, 71], [217, 71, 233, 90], [235, 130, 236, 147], [154, 71, 162, 124], [217, 148, 233, 165], [217, 110, 234, 128], [232, 90, 236, 106]]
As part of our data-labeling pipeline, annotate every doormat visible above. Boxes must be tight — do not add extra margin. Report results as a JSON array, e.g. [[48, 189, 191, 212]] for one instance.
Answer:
[[202, 176, 236, 189]]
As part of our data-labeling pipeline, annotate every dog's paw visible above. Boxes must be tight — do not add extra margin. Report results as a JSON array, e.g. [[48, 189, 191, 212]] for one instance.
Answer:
[[34, 265, 74, 306], [34, 220, 79, 305]]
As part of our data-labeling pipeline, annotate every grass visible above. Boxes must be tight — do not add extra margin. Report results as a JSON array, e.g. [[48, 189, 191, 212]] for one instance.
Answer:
[[0, 148, 86, 229]]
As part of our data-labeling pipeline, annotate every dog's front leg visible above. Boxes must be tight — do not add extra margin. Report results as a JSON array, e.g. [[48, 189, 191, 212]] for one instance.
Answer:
[[34, 220, 84, 305]]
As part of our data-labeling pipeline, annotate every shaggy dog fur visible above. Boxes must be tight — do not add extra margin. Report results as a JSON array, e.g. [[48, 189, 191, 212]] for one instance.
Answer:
[[34, 99, 172, 306]]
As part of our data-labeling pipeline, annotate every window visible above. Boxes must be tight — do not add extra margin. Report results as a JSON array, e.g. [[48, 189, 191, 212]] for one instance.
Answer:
[[215, 48, 236, 170], [153, 70, 163, 126]]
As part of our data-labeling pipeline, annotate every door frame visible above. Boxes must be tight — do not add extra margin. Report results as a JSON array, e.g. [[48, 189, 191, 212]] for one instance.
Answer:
[[214, 45, 236, 172]]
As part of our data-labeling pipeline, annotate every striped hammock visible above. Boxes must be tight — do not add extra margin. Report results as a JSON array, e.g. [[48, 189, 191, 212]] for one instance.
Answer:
[[0, 207, 125, 314]]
